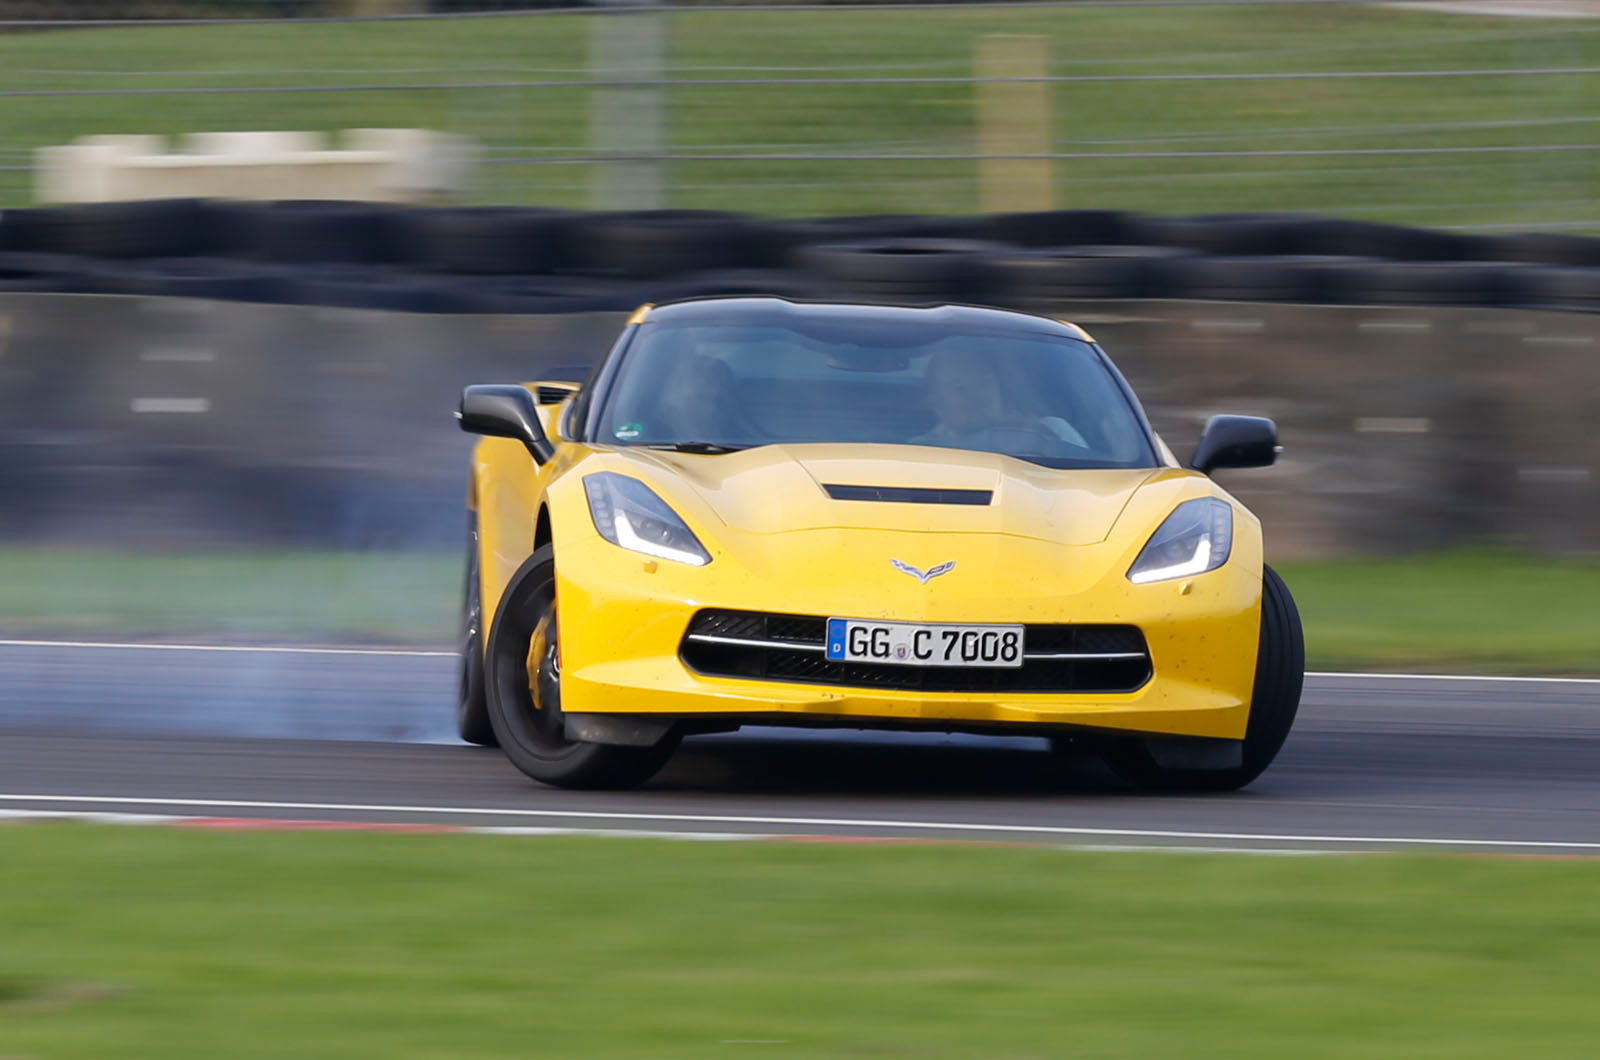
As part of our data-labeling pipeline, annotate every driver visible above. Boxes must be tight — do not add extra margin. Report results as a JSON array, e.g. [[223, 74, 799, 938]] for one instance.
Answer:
[[914, 348, 1072, 455], [654, 354, 759, 441]]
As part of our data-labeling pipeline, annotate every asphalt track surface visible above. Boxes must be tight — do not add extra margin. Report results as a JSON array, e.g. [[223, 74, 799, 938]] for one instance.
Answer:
[[2, 640, 1597, 853]]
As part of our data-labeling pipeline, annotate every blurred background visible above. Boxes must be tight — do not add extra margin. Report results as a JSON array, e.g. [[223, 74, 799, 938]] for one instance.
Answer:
[[1, 0, 1597, 742], [5, 0, 1600, 221], [6, 12, 1600, 1057]]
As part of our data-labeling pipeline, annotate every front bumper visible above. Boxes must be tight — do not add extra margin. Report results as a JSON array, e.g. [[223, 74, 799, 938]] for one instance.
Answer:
[[554, 528, 1263, 741]]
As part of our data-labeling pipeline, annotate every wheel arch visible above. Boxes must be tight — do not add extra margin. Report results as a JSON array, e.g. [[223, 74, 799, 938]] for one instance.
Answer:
[[472, 435, 546, 631]]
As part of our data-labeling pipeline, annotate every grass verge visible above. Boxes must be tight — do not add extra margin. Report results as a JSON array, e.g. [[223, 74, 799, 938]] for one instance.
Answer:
[[2, 546, 1597, 673], [2, 4, 1597, 224], [1279, 548, 1600, 675], [3, 824, 1600, 1059], [0, 547, 458, 645]]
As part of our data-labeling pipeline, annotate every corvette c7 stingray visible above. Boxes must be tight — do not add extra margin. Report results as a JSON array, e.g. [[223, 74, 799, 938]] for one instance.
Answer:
[[456, 298, 1303, 791]]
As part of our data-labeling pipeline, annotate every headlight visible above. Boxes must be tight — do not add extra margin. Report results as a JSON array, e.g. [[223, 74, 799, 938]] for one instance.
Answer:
[[583, 472, 711, 566], [1127, 498, 1233, 584]]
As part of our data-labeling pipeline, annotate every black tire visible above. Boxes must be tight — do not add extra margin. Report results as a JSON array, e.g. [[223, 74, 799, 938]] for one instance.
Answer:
[[1480, 232, 1600, 268], [1520, 266, 1600, 312], [55, 199, 220, 259], [404, 206, 578, 275], [456, 511, 496, 747], [1103, 565, 1305, 793], [793, 238, 1004, 302], [985, 244, 1194, 305], [484, 545, 678, 789], [243, 200, 412, 265], [577, 209, 771, 278], [1293, 219, 1471, 262], [775, 214, 989, 256], [1123, 212, 1313, 258], [0, 251, 102, 294], [1351, 261, 1535, 307], [96, 257, 300, 303], [1163, 255, 1374, 305], [0, 206, 69, 254], [981, 209, 1134, 249]]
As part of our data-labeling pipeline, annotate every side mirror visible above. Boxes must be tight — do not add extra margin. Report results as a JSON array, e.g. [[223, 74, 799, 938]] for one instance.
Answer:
[[458, 384, 554, 465], [1189, 415, 1279, 476]]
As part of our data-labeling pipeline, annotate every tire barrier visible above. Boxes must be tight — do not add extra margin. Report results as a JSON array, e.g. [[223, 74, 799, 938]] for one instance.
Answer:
[[982, 245, 1195, 304], [1160, 255, 1375, 305], [980, 209, 1133, 249], [405, 206, 578, 275], [1480, 232, 1600, 269], [1348, 261, 1539, 308], [2, 201, 1600, 314], [0, 252, 101, 294], [91, 258, 301, 303], [1122, 213, 1313, 259], [578, 209, 778, 278], [1519, 266, 1600, 313], [0, 207, 58, 254], [239, 200, 414, 265], [792, 238, 1003, 304], [46, 199, 224, 260], [775, 213, 990, 248]]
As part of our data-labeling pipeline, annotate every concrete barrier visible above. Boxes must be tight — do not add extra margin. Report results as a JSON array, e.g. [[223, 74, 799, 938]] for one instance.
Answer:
[[0, 292, 1592, 558], [36, 130, 478, 205]]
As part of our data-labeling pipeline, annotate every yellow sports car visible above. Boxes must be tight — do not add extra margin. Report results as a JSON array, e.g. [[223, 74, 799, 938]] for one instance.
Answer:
[[457, 298, 1303, 791]]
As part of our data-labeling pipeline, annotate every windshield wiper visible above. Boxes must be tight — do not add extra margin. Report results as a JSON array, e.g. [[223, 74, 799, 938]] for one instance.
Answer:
[[644, 441, 749, 454]]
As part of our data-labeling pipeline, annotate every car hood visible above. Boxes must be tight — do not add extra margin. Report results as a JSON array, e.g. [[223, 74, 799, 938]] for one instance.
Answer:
[[614, 443, 1161, 545]]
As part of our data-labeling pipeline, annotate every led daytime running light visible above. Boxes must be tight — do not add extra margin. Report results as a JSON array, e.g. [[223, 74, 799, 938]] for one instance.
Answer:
[[584, 472, 711, 567], [1127, 498, 1232, 584]]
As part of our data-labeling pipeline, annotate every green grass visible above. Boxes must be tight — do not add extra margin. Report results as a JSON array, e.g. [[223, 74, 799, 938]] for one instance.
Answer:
[[0, 548, 457, 644], [1280, 549, 1600, 674], [3, 824, 1600, 1059], [0, 546, 1595, 673], [5, 5, 1600, 223]]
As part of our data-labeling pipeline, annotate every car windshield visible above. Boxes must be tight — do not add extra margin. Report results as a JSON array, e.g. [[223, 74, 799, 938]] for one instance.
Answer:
[[595, 317, 1157, 469]]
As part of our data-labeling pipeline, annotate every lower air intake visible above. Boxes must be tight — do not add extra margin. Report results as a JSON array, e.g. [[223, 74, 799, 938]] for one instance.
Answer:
[[680, 609, 1151, 694]]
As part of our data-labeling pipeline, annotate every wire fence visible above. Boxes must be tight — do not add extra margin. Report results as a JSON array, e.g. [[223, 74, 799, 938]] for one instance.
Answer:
[[3, 0, 1599, 227]]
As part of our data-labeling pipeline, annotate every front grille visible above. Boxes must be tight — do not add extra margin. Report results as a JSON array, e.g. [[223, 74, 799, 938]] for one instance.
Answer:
[[680, 609, 1151, 694]]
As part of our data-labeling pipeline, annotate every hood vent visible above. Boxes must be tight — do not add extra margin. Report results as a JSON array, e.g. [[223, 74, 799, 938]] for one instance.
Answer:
[[823, 484, 993, 506]]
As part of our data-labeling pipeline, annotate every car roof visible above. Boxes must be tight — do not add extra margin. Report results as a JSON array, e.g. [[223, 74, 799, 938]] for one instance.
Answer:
[[638, 297, 1094, 343]]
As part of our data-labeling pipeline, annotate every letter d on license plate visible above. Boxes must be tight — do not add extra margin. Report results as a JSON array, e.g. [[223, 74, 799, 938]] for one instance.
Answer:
[[825, 619, 1025, 668]]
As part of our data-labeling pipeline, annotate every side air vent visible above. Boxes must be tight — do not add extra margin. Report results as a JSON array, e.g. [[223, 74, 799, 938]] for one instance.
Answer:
[[823, 484, 993, 506], [534, 384, 580, 404]]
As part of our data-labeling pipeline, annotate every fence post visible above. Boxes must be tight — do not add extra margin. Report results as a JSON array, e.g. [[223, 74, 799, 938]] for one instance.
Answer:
[[976, 34, 1052, 213], [590, 0, 666, 211]]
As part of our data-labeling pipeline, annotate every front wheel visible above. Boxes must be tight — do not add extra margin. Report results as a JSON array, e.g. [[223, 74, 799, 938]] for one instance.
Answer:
[[1102, 565, 1305, 793], [484, 545, 679, 789]]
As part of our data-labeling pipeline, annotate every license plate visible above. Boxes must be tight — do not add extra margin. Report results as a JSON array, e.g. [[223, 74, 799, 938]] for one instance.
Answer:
[[825, 619, 1025, 668]]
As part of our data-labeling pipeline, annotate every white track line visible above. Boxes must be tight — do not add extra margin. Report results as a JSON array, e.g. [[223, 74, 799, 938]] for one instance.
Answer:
[[0, 809, 1325, 854], [1, 638, 1597, 684], [1309, 670, 1600, 685], [0, 793, 1596, 851]]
